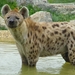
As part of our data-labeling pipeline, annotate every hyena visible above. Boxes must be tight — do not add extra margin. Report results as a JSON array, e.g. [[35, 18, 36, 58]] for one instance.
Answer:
[[1, 4, 75, 66]]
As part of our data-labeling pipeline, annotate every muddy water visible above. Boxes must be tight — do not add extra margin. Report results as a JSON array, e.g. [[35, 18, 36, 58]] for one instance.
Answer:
[[0, 42, 75, 75]]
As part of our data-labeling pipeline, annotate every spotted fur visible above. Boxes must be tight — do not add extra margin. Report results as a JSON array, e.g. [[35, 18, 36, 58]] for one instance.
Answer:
[[1, 4, 75, 66]]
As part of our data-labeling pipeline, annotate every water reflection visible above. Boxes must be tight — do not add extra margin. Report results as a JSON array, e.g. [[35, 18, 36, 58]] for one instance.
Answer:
[[0, 42, 75, 75]]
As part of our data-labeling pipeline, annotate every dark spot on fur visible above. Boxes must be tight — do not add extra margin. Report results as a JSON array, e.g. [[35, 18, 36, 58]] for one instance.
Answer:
[[62, 29, 67, 33], [55, 31, 58, 34], [29, 51, 33, 54], [35, 42, 37, 45], [35, 33, 37, 39], [30, 47, 32, 49], [64, 34, 67, 37], [61, 43, 64, 46], [47, 45, 49, 47], [71, 44, 73, 48], [71, 41, 73, 44], [61, 23, 64, 25], [52, 24, 59, 28], [43, 47, 45, 49], [35, 26, 39, 30], [57, 42, 59, 45], [42, 34, 45, 38], [33, 55, 36, 59], [60, 33, 62, 35], [68, 33, 70, 37], [28, 33, 29, 37], [71, 31, 73, 35], [33, 45, 34, 48], [55, 40, 57, 43], [38, 30, 41, 33], [50, 33, 54, 36], [42, 26, 47, 30], [69, 53, 72, 56], [52, 47, 54, 50], [47, 37, 50, 41], [59, 37, 61, 40], [41, 40, 44, 43], [38, 38, 41, 42], [73, 36, 75, 40]]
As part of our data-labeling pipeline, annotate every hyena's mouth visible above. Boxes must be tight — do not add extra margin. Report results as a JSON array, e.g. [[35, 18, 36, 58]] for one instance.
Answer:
[[8, 24, 17, 28]]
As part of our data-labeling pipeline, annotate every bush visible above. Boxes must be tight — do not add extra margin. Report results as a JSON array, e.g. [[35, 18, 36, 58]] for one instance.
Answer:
[[26, 4, 41, 15], [0, 0, 17, 15]]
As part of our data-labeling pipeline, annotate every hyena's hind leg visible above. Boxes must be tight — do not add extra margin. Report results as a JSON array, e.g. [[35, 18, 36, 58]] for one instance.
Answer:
[[67, 34, 75, 65], [61, 52, 70, 62]]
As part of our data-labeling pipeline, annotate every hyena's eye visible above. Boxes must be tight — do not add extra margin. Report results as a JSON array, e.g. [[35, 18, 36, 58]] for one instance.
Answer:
[[15, 16, 19, 20], [7, 16, 10, 19]]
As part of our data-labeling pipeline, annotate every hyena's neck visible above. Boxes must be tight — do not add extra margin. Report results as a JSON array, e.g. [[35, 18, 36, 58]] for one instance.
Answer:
[[9, 21, 28, 44]]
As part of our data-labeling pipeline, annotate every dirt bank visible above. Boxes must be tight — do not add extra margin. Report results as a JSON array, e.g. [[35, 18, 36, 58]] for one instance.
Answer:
[[0, 30, 15, 42]]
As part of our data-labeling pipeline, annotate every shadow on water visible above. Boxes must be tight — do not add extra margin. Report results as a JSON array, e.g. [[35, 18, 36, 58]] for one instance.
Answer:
[[0, 42, 75, 75]]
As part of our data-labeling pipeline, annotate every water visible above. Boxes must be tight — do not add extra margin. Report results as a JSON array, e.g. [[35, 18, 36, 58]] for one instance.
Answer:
[[0, 42, 75, 75]]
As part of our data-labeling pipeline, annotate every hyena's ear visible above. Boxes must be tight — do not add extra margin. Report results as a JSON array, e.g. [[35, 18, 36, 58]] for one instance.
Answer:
[[1, 4, 11, 17], [19, 6, 29, 19]]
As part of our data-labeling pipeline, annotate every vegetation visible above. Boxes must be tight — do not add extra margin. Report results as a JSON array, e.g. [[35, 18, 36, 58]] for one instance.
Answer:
[[0, 26, 7, 30], [48, 0, 75, 3], [48, 10, 75, 22], [27, 5, 41, 15], [0, 0, 17, 14]]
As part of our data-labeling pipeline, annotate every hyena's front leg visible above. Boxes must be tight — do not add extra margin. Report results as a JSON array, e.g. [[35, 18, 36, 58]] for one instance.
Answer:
[[26, 50, 40, 66], [67, 38, 75, 65], [16, 43, 28, 65]]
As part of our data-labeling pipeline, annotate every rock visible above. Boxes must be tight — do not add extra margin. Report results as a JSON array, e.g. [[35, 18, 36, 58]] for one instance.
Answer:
[[37, 3, 75, 14], [30, 11, 52, 22], [0, 16, 7, 29], [16, 0, 48, 6]]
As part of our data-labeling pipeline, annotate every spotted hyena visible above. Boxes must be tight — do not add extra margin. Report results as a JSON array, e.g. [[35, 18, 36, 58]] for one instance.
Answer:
[[1, 4, 75, 66]]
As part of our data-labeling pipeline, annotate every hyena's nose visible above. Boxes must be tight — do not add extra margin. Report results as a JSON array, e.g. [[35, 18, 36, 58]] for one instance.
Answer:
[[9, 19, 14, 25]]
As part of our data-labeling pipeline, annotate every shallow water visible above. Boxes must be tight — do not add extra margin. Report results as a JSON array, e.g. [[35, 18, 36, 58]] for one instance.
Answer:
[[0, 42, 75, 75]]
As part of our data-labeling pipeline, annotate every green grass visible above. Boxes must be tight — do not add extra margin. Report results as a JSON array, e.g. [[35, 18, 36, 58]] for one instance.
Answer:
[[0, 26, 7, 30], [26, 5, 41, 15], [48, 0, 75, 3], [49, 10, 75, 22]]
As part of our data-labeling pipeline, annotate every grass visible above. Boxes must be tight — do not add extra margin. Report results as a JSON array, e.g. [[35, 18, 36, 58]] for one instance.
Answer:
[[0, 25, 7, 30], [48, 0, 75, 3], [48, 10, 75, 22]]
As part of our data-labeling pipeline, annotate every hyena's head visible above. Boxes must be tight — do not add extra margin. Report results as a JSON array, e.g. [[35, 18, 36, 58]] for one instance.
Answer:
[[1, 4, 29, 28]]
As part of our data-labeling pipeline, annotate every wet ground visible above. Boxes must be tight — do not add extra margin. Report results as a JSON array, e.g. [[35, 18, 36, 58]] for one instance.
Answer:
[[0, 42, 75, 75]]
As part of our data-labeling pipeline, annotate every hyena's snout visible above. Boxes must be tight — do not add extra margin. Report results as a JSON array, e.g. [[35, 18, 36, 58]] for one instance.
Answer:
[[8, 17, 17, 28], [9, 19, 14, 25]]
